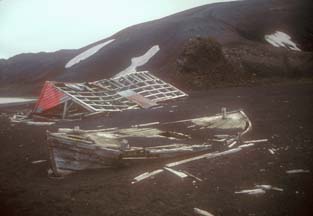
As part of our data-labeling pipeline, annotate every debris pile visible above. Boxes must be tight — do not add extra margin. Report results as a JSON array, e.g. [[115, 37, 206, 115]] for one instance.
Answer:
[[46, 109, 252, 176], [235, 185, 283, 196], [10, 71, 187, 123], [194, 208, 214, 216]]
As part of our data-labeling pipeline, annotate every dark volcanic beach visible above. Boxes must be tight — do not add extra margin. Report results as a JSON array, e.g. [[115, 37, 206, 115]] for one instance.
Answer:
[[0, 82, 312, 216]]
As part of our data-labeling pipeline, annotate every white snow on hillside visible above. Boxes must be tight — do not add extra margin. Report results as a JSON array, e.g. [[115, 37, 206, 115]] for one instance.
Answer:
[[115, 45, 160, 77], [65, 39, 115, 68], [265, 31, 301, 51], [0, 97, 36, 105]]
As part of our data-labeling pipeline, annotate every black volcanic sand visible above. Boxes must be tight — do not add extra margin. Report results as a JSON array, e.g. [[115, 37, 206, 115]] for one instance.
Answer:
[[0, 83, 313, 216]]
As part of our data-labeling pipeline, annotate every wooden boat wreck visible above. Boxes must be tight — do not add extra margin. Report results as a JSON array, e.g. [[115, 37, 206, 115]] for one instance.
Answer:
[[47, 109, 252, 176]]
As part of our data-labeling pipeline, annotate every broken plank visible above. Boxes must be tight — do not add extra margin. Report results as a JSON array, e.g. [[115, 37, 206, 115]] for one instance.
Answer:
[[194, 208, 214, 216], [182, 171, 203, 182], [228, 141, 237, 148], [132, 121, 160, 128], [166, 147, 244, 168], [163, 167, 188, 179], [243, 139, 268, 144], [286, 169, 310, 174], [31, 160, 47, 164], [268, 149, 275, 155], [238, 143, 254, 148], [255, 184, 284, 192], [26, 121, 55, 126], [132, 169, 164, 184], [235, 188, 266, 195]]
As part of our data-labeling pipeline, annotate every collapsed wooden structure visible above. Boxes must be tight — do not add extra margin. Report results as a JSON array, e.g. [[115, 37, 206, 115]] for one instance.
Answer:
[[47, 110, 252, 176], [32, 71, 187, 120]]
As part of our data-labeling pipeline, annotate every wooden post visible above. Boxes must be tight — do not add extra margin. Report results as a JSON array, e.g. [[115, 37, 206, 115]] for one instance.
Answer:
[[222, 107, 227, 119], [62, 101, 68, 119], [46, 136, 61, 177]]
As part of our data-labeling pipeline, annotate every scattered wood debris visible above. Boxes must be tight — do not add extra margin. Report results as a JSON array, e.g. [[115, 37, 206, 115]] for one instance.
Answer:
[[151, 105, 164, 110], [194, 208, 214, 216], [235, 188, 266, 195], [166, 147, 244, 168], [132, 122, 160, 128], [10, 115, 55, 126], [286, 169, 310, 174], [31, 160, 47, 164], [268, 148, 276, 155], [228, 140, 237, 148], [183, 171, 203, 182], [25, 121, 55, 126], [255, 184, 283, 192], [131, 145, 256, 184], [214, 134, 231, 139], [163, 167, 188, 179], [238, 143, 255, 148], [236, 184, 283, 195], [243, 139, 268, 144], [132, 169, 164, 184]]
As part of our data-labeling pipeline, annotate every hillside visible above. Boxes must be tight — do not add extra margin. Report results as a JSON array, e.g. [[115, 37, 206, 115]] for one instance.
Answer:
[[0, 0, 312, 95]]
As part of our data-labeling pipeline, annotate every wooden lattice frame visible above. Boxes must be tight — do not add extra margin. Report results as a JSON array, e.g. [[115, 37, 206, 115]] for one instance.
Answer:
[[54, 71, 187, 112]]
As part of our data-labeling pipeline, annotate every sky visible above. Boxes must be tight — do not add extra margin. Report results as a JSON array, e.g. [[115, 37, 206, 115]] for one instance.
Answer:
[[0, 0, 234, 59]]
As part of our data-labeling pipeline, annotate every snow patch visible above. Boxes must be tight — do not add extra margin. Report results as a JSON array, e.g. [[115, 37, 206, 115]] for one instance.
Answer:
[[65, 39, 115, 68], [265, 31, 301, 51], [115, 45, 160, 77], [0, 97, 36, 105]]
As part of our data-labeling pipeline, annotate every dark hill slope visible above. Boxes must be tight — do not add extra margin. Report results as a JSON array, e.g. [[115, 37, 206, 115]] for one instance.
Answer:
[[0, 0, 312, 95]]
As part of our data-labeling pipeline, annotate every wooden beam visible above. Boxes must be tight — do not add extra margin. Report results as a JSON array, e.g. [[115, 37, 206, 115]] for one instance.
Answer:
[[62, 101, 68, 119]]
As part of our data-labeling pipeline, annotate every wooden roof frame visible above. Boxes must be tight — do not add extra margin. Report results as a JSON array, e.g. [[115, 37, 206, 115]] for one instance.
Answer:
[[52, 71, 188, 113]]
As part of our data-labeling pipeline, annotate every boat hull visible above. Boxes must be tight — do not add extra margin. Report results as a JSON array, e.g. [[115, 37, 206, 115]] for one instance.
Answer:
[[47, 134, 121, 176], [46, 110, 252, 176]]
